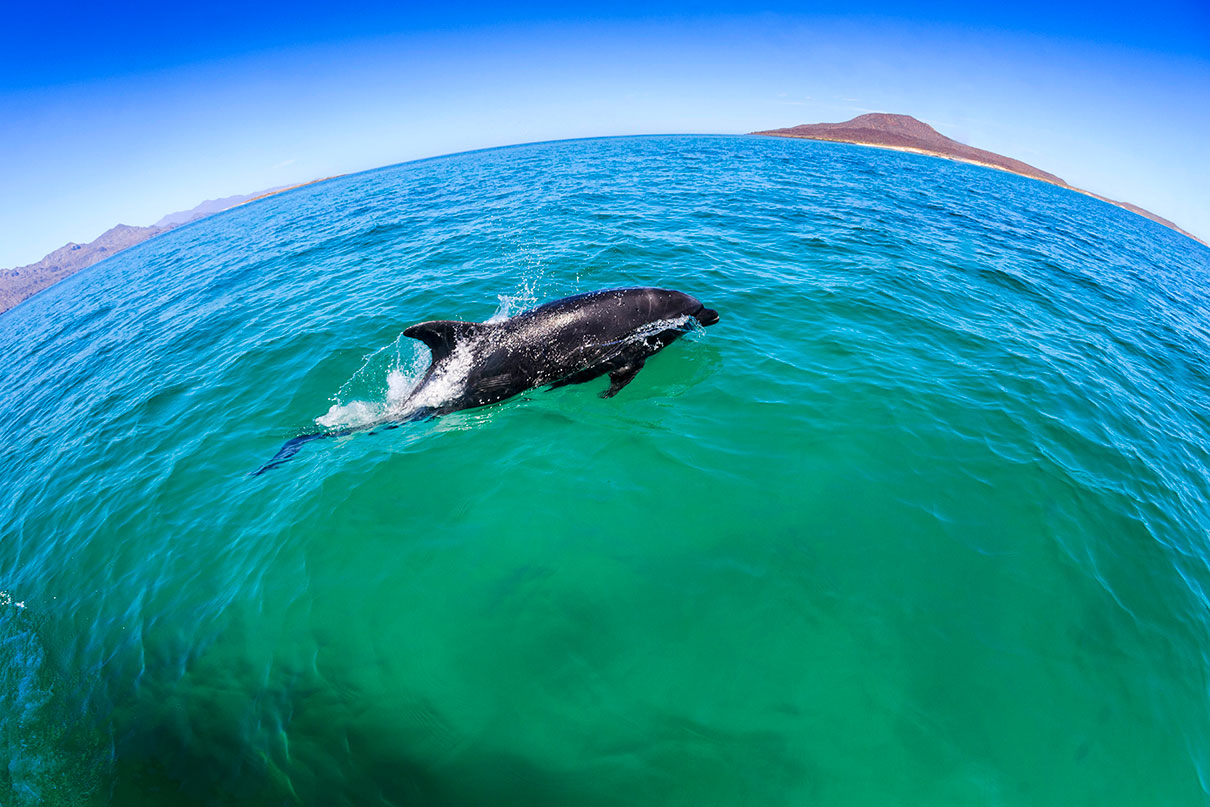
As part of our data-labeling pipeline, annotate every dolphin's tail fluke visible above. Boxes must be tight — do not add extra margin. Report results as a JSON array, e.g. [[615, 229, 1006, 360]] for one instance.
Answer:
[[251, 432, 329, 476], [251, 408, 437, 476]]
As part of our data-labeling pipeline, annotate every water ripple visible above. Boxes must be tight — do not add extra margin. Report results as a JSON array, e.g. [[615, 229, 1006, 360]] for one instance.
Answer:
[[1, 135, 1209, 805]]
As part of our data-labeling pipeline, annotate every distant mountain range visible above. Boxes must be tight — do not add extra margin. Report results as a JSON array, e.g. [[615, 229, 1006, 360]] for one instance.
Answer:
[[0, 182, 325, 314], [152, 189, 282, 228], [753, 113, 1204, 247]]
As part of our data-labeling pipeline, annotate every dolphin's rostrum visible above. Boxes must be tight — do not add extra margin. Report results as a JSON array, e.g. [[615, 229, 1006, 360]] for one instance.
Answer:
[[254, 287, 718, 474]]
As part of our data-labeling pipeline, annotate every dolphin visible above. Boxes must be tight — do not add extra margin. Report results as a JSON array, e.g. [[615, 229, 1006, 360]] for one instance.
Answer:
[[253, 287, 719, 474]]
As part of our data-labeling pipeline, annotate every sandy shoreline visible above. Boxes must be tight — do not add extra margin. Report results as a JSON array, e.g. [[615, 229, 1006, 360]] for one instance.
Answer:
[[765, 134, 1030, 177]]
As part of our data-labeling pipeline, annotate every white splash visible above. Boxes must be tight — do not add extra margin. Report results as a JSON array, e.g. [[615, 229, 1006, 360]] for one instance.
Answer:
[[486, 251, 546, 322], [486, 290, 534, 323], [315, 339, 476, 430], [400, 341, 475, 411], [602, 314, 696, 348], [315, 399, 381, 430], [631, 314, 694, 339], [316, 347, 429, 430]]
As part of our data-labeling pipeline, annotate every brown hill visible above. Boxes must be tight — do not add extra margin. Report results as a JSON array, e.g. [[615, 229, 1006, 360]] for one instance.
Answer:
[[753, 113, 1203, 246], [0, 223, 170, 313], [0, 178, 338, 315], [755, 113, 1066, 185]]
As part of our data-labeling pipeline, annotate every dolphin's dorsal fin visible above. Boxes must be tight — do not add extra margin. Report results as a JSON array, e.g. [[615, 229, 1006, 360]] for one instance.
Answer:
[[403, 320, 483, 362]]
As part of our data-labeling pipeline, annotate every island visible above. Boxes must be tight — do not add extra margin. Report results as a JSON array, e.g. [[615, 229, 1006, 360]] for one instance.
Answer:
[[753, 113, 1204, 247]]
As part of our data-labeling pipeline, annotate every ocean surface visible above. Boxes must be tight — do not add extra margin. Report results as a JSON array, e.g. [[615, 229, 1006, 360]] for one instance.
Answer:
[[2, 135, 1209, 806]]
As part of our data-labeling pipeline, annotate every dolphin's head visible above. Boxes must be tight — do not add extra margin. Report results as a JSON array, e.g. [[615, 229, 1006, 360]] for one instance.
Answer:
[[637, 287, 720, 328], [692, 304, 720, 327]]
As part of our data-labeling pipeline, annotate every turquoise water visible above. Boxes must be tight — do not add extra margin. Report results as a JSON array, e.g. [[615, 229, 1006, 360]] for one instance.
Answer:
[[2, 135, 1210, 805]]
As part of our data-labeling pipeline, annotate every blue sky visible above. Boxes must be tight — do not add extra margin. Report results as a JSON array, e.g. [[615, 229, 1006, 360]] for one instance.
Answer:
[[2, 1, 1208, 267]]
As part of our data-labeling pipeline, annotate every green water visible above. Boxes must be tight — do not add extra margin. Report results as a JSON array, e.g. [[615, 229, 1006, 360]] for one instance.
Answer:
[[2, 136, 1209, 805]]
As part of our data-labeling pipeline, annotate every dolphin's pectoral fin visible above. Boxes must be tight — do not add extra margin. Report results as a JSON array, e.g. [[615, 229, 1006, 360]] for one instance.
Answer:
[[550, 365, 609, 389], [403, 320, 484, 363], [601, 359, 645, 398]]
